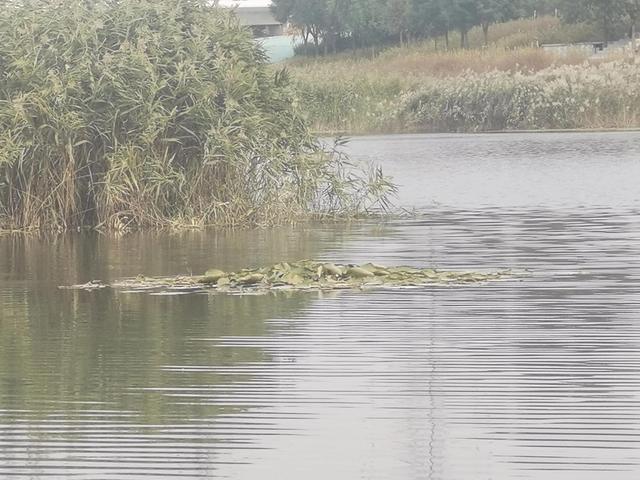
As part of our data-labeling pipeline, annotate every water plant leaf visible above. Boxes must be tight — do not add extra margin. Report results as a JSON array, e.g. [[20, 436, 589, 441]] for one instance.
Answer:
[[282, 273, 305, 285], [201, 269, 227, 284], [322, 263, 344, 277], [237, 274, 265, 285], [347, 267, 376, 279]]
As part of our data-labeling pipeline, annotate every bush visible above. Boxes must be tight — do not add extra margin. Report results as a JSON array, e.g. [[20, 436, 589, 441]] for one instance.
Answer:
[[400, 62, 640, 132], [0, 0, 391, 231]]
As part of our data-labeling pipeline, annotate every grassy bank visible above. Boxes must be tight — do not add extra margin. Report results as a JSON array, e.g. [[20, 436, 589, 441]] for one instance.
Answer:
[[400, 62, 640, 132], [0, 0, 393, 232], [288, 17, 639, 134], [292, 56, 640, 135]]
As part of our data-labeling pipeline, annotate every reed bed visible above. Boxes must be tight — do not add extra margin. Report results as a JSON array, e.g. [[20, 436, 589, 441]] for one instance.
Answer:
[[292, 55, 640, 134], [0, 0, 394, 232], [400, 62, 640, 132], [292, 48, 591, 134]]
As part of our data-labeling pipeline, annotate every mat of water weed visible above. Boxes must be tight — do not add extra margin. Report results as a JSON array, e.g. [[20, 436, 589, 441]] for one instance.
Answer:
[[60, 260, 511, 295]]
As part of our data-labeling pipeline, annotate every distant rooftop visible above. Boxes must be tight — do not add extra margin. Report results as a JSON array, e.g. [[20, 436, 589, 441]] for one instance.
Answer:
[[217, 0, 281, 37], [217, 0, 273, 7]]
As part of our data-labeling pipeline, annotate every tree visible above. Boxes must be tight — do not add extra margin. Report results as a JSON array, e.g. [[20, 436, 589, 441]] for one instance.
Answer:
[[558, 0, 625, 43], [349, 0, 389, 48], [271, 0, 327, 51], [449, 0, 478, 48], [273, 0, 603, 55], [589, 0, 624, 43], [384, 0, 412, 45], [622, 0, 640, 49], [477, 0, 518, 45], [407, 0, 448, 46]]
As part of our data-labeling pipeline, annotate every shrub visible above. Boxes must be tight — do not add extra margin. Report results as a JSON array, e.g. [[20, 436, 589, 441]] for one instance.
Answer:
[[290, 45, 640, 134], [401, 62, 640, 132]]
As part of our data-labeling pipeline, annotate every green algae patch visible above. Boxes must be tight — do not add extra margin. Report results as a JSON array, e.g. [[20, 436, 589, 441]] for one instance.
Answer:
[[60, 261, 511, 295]]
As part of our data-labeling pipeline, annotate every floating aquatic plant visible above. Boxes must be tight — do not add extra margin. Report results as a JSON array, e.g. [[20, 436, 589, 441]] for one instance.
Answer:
[[60, 260, 511, 295]]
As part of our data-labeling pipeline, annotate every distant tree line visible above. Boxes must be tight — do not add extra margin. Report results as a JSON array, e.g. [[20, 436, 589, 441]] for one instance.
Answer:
[[270, 0, 640, 53]]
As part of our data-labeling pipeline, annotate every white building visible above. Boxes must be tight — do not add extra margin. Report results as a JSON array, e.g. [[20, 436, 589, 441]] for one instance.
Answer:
[[217, 0, 283, 37]]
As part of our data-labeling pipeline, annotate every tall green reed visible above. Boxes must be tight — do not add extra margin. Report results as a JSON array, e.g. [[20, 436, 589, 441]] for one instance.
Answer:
[[0, 0, 394, 231]]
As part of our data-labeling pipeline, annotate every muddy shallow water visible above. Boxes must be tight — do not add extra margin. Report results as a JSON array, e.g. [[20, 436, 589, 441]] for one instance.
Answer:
[[1, 131, 640, 479]]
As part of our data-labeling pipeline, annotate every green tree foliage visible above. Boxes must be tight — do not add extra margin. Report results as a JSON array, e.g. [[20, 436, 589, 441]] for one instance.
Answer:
[[385, 0, 412, 45], [476, 0, 519, 45], [271, 0, 327, 48], [554, 0, 640, 42], [272, 0, 637, 53], [621, 0, 640, 42]]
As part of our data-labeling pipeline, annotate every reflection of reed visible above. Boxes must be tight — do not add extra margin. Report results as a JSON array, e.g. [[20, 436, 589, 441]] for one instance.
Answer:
[[0, 226, 354, 423], [0, 226, 356, 284], [1, 287, 305, 418]]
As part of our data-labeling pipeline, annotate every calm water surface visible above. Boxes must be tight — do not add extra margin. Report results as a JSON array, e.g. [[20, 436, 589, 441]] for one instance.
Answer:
[[2, 132, 640, 479]]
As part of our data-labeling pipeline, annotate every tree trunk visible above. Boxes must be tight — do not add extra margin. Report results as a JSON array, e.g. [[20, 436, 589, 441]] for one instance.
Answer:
[[602, 16, 611, 45], [445, 31, 449, 50], [633, 23, 637, 61], [311, 29, 319, 56], [482, 23, 490, 46], [460, 30, 469, 49]]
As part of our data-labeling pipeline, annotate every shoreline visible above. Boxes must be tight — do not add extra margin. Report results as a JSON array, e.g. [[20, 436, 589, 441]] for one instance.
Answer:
[[315, 127, 640, 138]]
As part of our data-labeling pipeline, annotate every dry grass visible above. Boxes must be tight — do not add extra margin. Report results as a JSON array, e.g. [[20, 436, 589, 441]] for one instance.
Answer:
[[295, 47, 589, 84], [288, 17, 606, 85], [466, 16, 603, 49], [288, 16, 602, 69]]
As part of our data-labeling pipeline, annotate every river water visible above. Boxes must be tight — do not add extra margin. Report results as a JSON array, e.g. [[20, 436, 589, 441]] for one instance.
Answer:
[[1, 131, 640, 479]]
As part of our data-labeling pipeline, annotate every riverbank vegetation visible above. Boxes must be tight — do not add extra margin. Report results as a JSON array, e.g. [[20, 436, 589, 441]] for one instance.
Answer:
[[287, 15, 640, 134], [291, 54, 640, 134], [278, 0, 640, 134], [0, 0, 394, 233]]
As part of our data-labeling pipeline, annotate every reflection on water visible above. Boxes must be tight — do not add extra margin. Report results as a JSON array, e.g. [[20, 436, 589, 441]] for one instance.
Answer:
[[2, 132, 640, 478]]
